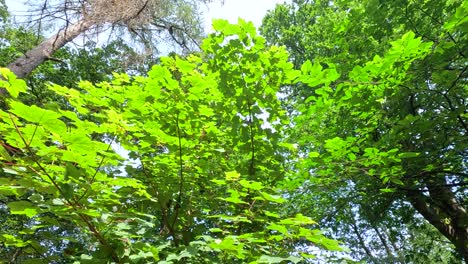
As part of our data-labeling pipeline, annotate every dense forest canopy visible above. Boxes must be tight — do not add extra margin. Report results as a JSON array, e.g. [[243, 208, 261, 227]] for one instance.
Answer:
[[0, 0, 466, 263], [260, 0, 467, 262]]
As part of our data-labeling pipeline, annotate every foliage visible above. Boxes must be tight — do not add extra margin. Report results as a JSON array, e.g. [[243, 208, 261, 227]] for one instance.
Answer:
[[0, 0, 7, 24], [2, 0, 466, 262], [261, 0, 466, 262], [0, 25, 41, 68], [6, 0, 220, 80], [0, 20, 342, 263], [0, 16, 159, 107]]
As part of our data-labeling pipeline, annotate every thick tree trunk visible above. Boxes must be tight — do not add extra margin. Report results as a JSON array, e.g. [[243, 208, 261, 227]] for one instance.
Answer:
[[406, 189, 468, 260], [7, 19, 94, 79]]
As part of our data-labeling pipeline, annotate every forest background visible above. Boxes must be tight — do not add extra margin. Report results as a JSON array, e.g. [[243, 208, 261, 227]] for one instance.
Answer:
[[0, 0, 466, 263]]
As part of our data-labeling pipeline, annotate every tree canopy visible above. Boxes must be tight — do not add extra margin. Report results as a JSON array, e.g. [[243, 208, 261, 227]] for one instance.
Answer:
[[0, 0, 467, 263], [1, 18, 345, 263], [261, 0, 466, 262]]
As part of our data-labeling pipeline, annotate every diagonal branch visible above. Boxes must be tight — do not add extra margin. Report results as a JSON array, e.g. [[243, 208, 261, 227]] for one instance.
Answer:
[[7, 18, 95, 78]]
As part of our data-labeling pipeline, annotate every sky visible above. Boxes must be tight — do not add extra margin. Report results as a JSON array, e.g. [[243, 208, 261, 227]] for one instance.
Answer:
[[203, 0, 289, 32], [5, 0, 290, 32]]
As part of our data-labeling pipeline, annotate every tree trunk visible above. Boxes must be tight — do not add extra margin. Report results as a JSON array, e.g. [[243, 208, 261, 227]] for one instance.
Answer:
[[7, 19, 94, 79], [406, 189, 468, 260]]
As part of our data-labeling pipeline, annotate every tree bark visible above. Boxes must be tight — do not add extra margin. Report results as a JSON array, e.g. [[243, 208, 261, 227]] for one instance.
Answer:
[[7, 19, 94, 79], [406, 189, 468, 260]]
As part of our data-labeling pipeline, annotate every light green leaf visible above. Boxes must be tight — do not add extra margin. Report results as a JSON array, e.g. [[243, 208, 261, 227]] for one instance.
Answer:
[[225, 171, 240, 181], [260, 192, 285, 203], [3, 167, 18, 174], [239, 179, 263, 190], [0, 68, 27, 98], [258, 255, 288, 263]]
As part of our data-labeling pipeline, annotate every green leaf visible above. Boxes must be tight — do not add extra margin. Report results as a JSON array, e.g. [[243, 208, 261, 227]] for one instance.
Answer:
[[398, 152, 420, 158], [267, 223, 288, 235], [259, 192, 285, 203], [258, 255, 290, 263], [308, 152, 320, 158], [0, 68, 27, 98], [223, 189, 248, 205], [225, 171, 240, 181], [264, 211, 280, 218], [380, 188, 396, 193], [80, 254, 93, 260], [7, 201, 39, 218], [1, 234, 29, 247], [239, 179, 263, 190], [9, 101, 66, 132], [3, 167, 18, 174]]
